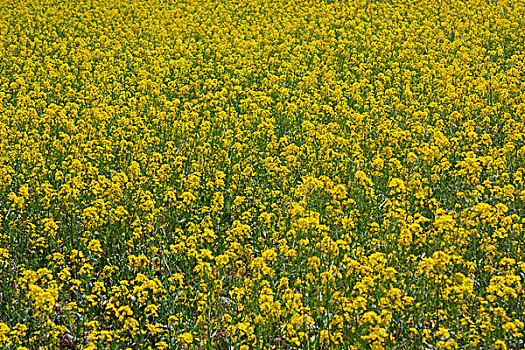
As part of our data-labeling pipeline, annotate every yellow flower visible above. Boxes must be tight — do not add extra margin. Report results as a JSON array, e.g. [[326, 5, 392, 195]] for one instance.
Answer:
[[494, 339, 507, 350], [0, 323, 11, 345], [155, 341, 169, 350], [178, 332, 193, 347]]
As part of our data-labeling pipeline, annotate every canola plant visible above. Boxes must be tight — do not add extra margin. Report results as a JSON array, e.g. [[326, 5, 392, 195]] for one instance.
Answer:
[[1, 0, 525, 349]]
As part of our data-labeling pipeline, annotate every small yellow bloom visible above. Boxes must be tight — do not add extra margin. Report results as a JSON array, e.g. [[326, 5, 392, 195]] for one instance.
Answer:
[[178, 332, 193, 347]]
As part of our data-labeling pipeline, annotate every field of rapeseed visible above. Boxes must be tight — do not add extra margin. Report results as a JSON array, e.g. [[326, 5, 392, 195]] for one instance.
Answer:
[[1, 0, 525, 349]]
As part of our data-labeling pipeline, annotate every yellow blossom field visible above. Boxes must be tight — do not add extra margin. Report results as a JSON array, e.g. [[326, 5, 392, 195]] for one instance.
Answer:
[[1, 0, 525, 349]]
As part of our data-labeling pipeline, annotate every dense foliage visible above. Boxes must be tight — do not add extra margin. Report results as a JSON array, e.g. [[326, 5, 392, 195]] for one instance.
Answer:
[[1, 0, 525, 349]]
